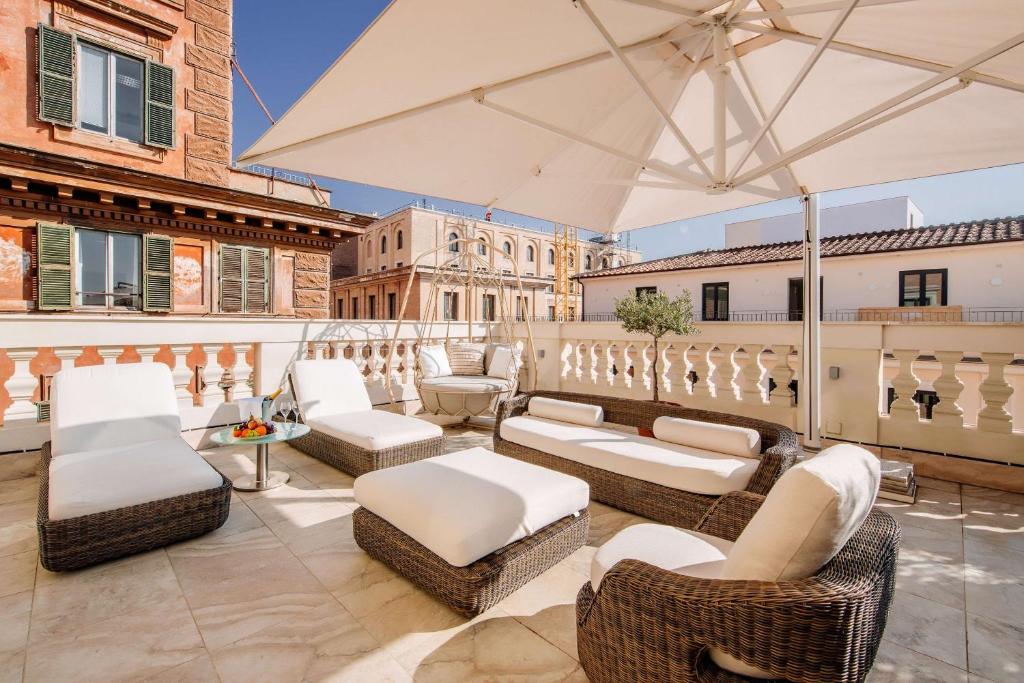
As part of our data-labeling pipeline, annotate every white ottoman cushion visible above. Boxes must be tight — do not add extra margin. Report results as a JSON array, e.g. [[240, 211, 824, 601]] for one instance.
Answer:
[[291, 359, 372, 422], [306, 410, 442, 450], [591, 524, 732, 590], [354, 447, 589, 566], [653, 416, 761, 458], [50, 363, 181, 457], [48, 438, 223, 520]]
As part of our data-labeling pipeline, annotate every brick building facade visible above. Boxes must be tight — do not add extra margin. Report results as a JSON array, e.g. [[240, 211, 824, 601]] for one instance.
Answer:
[[0, 0, 371, 318]]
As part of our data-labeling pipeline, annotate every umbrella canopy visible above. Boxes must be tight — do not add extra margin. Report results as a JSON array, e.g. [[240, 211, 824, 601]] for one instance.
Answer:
[[239, 0, 1024, 234]]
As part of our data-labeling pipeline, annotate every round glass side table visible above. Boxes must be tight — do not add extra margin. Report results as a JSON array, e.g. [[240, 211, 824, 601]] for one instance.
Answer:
[[210, 423, 311, 492]]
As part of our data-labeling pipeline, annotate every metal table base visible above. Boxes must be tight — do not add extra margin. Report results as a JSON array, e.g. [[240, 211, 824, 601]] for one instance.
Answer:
[[233, 442, 290, 492]]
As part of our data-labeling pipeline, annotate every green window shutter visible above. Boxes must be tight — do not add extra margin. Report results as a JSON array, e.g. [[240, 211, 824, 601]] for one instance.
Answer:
[[145, 61, 175, 148], [37, 24, 75, 127], [143, 234, 173, 311], [243, 247, 270, 313], [37, 223, 74, 310], [219, 245, 244, 313]]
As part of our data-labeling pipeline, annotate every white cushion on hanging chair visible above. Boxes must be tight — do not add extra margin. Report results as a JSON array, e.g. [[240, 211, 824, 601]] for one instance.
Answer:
[[419, 345, 452, 379], [486, 344, 522, 380], [419, 376, 515, 416]]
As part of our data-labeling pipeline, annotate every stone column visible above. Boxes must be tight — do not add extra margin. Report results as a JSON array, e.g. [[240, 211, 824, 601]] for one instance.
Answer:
[[738, 345, 766, 404], [889, 349, 921, 420], [931, 350, 964, 428], [978, 352, 1014, 433]]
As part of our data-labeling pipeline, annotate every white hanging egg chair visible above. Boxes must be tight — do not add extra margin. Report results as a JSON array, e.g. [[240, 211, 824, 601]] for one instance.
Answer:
[[385, 236, 538, 421]]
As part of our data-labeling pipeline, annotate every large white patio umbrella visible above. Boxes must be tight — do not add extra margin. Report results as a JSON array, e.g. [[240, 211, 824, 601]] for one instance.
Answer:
[[239, 0, 1024, 449]]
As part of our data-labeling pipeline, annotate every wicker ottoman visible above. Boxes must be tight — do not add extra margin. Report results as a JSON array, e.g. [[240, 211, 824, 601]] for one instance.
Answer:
[[353, 447, 590, 617]]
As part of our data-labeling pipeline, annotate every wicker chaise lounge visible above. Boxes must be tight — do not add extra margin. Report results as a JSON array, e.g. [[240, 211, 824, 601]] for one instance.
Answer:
[[577, 444, 899, 683], [289, 358, 444, 476], [494, 391, 799, 529], [38, 364, 231, 572]]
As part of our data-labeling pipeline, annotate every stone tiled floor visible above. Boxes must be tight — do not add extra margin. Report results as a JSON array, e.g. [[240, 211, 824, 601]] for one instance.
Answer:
[[0, 427, 1022, 682]]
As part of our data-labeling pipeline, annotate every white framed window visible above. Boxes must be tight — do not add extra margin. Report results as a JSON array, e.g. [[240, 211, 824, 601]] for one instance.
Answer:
[[77, 42, 144, 143], [75, 228, 141, 309]]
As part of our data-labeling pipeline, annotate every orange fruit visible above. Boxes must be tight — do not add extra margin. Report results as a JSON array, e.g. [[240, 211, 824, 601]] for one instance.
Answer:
[[255, 425, 267, 436]]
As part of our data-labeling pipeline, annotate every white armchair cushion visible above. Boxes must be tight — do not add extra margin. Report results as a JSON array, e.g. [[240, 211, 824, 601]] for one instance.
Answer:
[[448, 342, 486, 375], [291, 358, 372, 422], [418, 344, 452, 379], [50, 363, 181, 457], [591, 524, 732, 589], [486, 344, 522, 380], [48, 437, 223, 520], [306, 409, 442, 451], [527, 396, 603, 427], [652, 416, 761, 458], [355, 447, 589, 566]]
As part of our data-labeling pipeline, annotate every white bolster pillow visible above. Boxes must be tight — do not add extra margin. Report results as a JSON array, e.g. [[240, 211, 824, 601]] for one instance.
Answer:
[[528, 396, 604, 427], [653, 416, 761, 457]]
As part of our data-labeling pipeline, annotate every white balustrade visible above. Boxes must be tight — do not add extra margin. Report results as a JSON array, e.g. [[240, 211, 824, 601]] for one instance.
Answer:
[[666, 343, 689, 399], [931, 350, 965, 427], [738, 345, 766, 403], [766, 345, 795, 406], [711, 344, 738, 401], [200, 344, 227, 406], [3, 349, 38, 425], [97, 346, 122, 365], [889, 349, 922, 420], [977, 353, 1014, 433], [595, 342, 611, 390], [230, 344, 254, 401], [687, 344, 712, 398], [170, 344, 196, 406]]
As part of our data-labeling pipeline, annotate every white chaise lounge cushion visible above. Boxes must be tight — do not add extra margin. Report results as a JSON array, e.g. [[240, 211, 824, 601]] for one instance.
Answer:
[[48, 437, 223, 520], [710, 443, 881, 679], [355, 447, 589, 566], [591, 524, 732, 589], [418, 344, 452, 379], [527, 397, 603, 427], [50, 363, 181, 457], [291, 358, 372, 422], [500, 416, 758, 496], [653, 416, 761, 458], [306, 410, 442, 451]]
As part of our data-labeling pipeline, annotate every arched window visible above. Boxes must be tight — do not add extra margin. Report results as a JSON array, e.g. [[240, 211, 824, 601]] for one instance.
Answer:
[[396, 230, 403, 249], [477, 240, 487, 256], [366, 239, 372, 255], [380, 235, 387, 254], [448, 232, 459, 252], [503, 241, 512, 255], [601, 257, 609, 268], [526, 245, 535, 262], [585, 254, 592, 270], [548, 248, 555, 265]]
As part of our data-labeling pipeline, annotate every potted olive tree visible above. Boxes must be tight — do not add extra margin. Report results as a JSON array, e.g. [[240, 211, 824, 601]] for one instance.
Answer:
[[614, 289, 699, 403]]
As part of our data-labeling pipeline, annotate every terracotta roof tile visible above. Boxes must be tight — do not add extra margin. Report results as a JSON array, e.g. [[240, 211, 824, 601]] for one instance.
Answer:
[[578, 216, 1023, 279]]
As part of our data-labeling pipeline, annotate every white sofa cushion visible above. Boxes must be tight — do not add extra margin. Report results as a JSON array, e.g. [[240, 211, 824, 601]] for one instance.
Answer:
[[500, 415, 758, 496], [355, 447, 589, 566], [291, 358, 372, 422], [710, 444, 880, 679], [48, 437, 223, 520], [591, 524, 732, 589], [486, 344, 522, 380], [653, 416, 761, 458], [418, 344, 452, 379], [527, 397, 603, 427], [50, 363, 181, 457], [306, 409, 442, 451]]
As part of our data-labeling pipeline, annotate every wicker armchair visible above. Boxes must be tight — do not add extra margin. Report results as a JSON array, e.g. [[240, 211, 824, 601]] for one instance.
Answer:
[[576, 491, 901, 683], [494, 391, 799, 529]]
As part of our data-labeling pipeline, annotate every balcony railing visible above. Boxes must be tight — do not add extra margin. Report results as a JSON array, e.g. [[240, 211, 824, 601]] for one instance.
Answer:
[[583, 307, 1024, 323]]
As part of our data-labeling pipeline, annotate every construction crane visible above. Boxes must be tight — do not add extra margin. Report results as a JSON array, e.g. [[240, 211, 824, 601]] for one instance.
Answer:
[[553, 224, 579, 321]]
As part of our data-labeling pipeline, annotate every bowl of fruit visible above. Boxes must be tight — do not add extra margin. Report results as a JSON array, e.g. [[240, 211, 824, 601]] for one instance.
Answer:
[[232, 415, 277, 440]]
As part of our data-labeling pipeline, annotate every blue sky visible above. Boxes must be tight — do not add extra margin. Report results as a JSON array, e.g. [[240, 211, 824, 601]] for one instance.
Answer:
[[232, 1, 1024, 261]]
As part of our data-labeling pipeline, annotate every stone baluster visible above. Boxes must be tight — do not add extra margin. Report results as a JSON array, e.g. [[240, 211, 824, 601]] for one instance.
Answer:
[[231, 344, 254, 401], [561, 340, 577, 387], [931, 350, 965, 427], [2, 349, 39, 425], [312, 341, 330, 360], [200, 344, 227, 406], [54, 347, 80, 374], [595, 343, 610, 390], [621, 343, 635, 391], [712, 344, 738, 401], [666, 343, 689, 399], [606, 343, 619, 390], [686, 344, 712, 398], [638, 343, 653, 397], [580, 342, 594, 388], [97, 346, 121, 366], [767, 345, 795, 406], [136, 346, 160, 364], [977, 352, 1014, 433], [889, 349, 922, 420], [737, 345, 766, 404], [404, 341, 417, 385], [169, 344, 195, 406]]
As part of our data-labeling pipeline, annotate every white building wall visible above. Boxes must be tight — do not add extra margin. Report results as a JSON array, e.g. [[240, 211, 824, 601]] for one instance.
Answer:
[[725, 196, 924, 248], [581, 242, 1024, 316]]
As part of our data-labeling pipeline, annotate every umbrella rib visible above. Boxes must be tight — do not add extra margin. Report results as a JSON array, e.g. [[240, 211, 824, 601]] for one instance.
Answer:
[[736, 0, 914, 21], [475, 97, 707, 190], [726, 0, 861, 185], [577, 0, 715, 183], [735, 22, 1024, 94]]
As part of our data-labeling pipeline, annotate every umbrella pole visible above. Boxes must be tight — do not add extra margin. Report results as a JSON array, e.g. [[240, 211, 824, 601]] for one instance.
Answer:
[[801, 194, 822, 453]]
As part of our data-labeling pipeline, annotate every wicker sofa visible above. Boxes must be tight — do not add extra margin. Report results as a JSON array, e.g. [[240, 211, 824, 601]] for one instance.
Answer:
[[38, 363, 230, 572], [288, 358, 445, 476], [494, 391, 799, 529], [576, 445, 900, 683]]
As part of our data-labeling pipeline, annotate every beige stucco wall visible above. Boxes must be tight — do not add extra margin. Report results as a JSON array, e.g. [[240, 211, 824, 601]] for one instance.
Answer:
[[581, 241, 1024, 317]]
